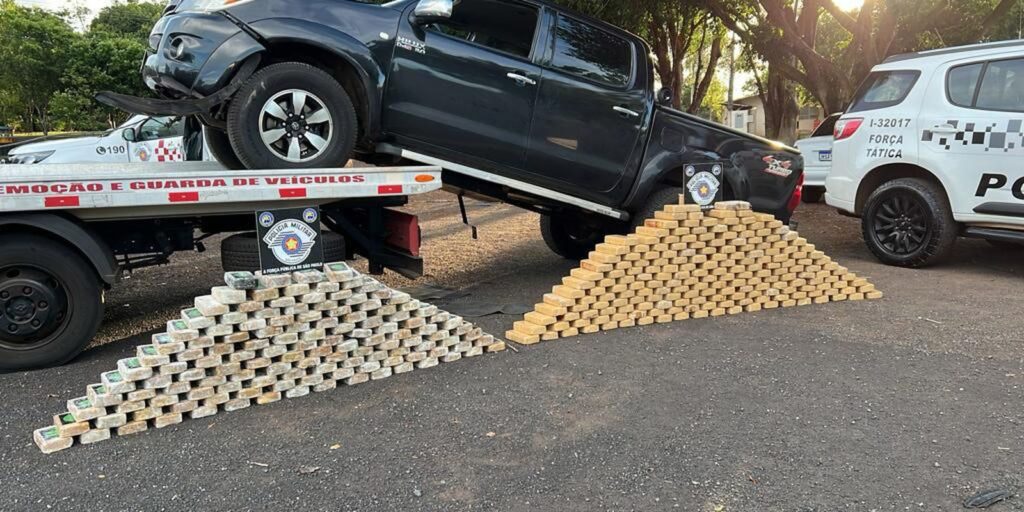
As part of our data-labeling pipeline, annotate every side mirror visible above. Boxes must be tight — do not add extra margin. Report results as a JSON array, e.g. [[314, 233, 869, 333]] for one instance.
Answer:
[[412, 0, 454, 25], [657, 87, 673, 106], [121, 128, 137, 142]]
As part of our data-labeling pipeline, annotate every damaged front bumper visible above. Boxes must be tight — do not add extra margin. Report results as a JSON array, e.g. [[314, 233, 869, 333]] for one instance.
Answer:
[[96, 55, 260, 116]]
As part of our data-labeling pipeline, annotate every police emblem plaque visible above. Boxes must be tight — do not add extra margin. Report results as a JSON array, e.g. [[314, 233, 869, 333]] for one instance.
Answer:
[[255, 207, 325, 275], [684, 162, 725, 210]]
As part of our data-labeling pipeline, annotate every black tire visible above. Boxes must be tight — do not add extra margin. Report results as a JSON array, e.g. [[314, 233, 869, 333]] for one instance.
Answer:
[[540, 214, 614, 260], [227, 62, 358, 170], [631, 186, 684, 231], [204, 128, 245, 170], [0, 234, 104, 372], [861, 178, 958, 268], [802, 187, 825, 204], [221, 231, 348, 272]]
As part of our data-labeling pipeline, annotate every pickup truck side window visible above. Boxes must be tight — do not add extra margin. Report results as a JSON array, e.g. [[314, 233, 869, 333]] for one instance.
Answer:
[[974, 58, 1024, 113], [426, 0, 538, 60], [549, 14, 632, 88]]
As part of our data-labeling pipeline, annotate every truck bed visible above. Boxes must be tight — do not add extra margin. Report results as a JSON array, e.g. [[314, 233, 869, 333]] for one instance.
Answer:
[[0, 162, 442, 220]]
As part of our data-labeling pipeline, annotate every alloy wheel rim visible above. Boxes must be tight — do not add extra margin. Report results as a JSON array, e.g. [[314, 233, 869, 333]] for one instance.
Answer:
[[259, 89, 333, 163], [872, 193, 930, 255], [0, 265, 69, 349]]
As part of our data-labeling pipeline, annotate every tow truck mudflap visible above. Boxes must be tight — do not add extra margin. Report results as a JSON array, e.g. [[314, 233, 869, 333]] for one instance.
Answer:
[[93, 55, 260, 116]]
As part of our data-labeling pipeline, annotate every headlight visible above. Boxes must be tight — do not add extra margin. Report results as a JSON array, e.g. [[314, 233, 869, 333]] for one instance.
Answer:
[[5, 151, 54, 164], [177, 0, 257, 12]]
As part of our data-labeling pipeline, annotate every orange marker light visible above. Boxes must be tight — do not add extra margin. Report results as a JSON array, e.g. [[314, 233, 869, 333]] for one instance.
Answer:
[[415, 175, 436, 183]]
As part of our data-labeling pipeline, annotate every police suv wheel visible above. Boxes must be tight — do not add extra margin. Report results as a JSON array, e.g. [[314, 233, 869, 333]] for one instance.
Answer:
[[862, 178, 958, 268], [0, 234, 103, 372], [227, 62, 357, 170]]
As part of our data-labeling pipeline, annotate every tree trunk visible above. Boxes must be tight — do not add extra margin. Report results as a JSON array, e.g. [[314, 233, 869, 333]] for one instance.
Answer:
[[762, 65, 799, 144]]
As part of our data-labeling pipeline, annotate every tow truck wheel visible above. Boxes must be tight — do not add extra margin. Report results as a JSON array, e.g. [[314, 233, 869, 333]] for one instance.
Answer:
[[862, 178, 957, 268], [227, 62, 358, 170], [204, 128, 245, 170], [0, 234, 103, 373], [540, 215, 608, 260]]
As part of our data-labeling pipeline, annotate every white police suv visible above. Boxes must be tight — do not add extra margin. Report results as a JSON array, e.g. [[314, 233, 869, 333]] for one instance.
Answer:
[[826, 40, 1024, 267], [4, 115, 188, 165]]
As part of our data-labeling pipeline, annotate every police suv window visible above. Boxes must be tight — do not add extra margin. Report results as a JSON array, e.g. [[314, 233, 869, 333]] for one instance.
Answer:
[[550, 14, 632, 88], [427, 0, 538, 60], [138, 117, 183, 142], [946, 63, 983, 107], [847, 70, 920, 113], [975, 58, 1024, 112]]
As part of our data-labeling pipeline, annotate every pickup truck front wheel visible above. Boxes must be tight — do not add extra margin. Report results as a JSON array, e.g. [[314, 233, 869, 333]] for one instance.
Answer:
[[541, 215, 606, 260], [0, 234, 104, 372], [227, 62, 358, 169]]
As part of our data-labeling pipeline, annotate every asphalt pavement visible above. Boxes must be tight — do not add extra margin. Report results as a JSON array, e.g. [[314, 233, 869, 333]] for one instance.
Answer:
[[1, 201, 1022, 512]]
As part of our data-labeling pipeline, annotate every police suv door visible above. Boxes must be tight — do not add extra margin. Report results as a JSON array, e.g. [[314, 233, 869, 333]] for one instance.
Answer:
[[920, 54, 1024, 221]]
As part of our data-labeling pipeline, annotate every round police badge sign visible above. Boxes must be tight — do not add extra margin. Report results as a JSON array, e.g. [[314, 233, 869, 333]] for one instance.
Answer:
[[258, 212, 275, 228], [303, 208, 319, 223], [263, 219, 318, 266], [687, 171, 721, 207]]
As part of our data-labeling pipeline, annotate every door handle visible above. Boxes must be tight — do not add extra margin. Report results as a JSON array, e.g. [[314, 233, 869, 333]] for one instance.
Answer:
[[930, 124, 959, 134], [613, 106, 641, 118], [506, 73, 536, 86]]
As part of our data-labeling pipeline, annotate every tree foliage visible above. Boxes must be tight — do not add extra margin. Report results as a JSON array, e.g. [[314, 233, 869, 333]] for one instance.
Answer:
[[702, 0, 1021, 114], [0, 0, 160, 133]]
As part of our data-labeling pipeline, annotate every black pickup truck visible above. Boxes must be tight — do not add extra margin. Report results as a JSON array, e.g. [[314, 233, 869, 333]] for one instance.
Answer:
[[101, 0, 804, 258]]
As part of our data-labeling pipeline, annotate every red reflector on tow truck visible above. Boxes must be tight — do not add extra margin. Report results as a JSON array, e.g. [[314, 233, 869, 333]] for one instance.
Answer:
[[279, 188, 307, 198], [44, 196, 79, 208], [378, 185, 403, 195], [384, 209, 421, 257]]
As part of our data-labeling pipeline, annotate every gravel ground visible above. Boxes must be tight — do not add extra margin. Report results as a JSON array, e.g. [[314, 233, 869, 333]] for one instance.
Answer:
[[2, 197, 1022, 511]]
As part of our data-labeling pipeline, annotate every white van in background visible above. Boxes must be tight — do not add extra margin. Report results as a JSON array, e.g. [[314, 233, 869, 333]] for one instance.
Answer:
[[3, 115, 210, 165]]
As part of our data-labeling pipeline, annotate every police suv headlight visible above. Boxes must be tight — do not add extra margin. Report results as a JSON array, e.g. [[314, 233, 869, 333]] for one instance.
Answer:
[[6, 151, 54, 164]]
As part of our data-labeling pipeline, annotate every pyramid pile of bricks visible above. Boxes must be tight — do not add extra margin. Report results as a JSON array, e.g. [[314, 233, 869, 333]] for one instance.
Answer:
[[507, 200, 882, 344], [34, 263, 504, 453]]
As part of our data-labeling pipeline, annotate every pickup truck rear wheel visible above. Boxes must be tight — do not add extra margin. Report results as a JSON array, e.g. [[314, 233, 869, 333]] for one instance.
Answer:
[[631, 186, 684, 231], [862, 178, 957, 268], [541, 215, 606, 260], [0, 234, 103, 373], [227, 62, 358, 170]]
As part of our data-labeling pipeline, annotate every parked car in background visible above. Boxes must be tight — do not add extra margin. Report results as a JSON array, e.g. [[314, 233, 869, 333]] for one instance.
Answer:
[[827, 40, 1024, 267], [794, 113, 841, 203], [0, 125, 13, 145], [3, 115, 197, 165]]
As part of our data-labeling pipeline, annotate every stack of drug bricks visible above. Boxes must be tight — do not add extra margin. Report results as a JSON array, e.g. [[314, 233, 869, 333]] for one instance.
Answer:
[[507, 200, 882, 344], [34, 263, 504, 453]]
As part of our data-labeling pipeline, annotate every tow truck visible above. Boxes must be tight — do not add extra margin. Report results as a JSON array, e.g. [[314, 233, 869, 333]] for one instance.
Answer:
[[0, 161, 441, 372]]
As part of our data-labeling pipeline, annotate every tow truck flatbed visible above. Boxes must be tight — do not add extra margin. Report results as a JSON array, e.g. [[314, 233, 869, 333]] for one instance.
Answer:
[[0, 162, 441, 372], [0, 162, 441, 220]]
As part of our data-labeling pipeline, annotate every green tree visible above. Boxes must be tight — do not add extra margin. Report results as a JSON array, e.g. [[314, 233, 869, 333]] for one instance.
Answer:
[[0, 0, 77, 134], [52, 33, 149, 130], [90, 0, 164, 42], [703, 0, 1021, 114]]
